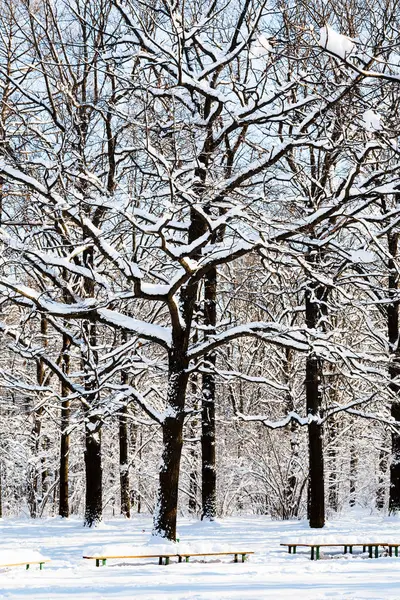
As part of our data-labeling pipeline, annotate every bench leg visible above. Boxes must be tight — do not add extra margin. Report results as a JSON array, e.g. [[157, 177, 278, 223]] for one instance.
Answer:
[[102, 559, 106, 567], [293, 546, 296, 554], [368, 546, 373, 559], [40, 563, 44, 570], [349, 546, 353, 554], [96, 559, 100, 568], [159, 557, 163, 565], [396, 547, 399, 558], [316, 547, 320, 560], [363, 546, 366, 553], [344, 546, 347, 554], [234, 554, 238, 563], [311, 547, 315, 561], [26, 564, 29, 570], [375, 546, 379, 559], [389, 546, 393, 557], [185, 557, 189, 563], [241, 554, 246, 563], [165, 557, 170, 565], [288, 546, 292, 554], [178, 556, 182, 563]]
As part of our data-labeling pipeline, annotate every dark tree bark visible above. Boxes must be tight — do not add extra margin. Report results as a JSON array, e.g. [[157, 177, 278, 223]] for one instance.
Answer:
[[188, 448, 199, 514], [188, 365, 199, 515], [153, 348, 188, 540], [327, 419, 339, 513], [29, 315, 48, 518], [59, 333, 70, 518], [376, 448, 388, 510], [84, 413, 103, 527], [119, 404, 131, 518], [305, 281, 325, 528], [82, 317, 103, 527], [201, 266, 217, 521], [283, 348, 300, 519], [284, 420, 300, 519], [119, 330, 131, 518], [129, 420, 139, 513], [387, 229, 400, 512], [349, 435, 358, 507]]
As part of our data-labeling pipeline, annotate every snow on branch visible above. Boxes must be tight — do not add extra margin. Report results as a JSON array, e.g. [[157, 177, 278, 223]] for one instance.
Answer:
[[0, 281, 171, 349], [319, 25, 355, 59], [188, 322, 310, 360]]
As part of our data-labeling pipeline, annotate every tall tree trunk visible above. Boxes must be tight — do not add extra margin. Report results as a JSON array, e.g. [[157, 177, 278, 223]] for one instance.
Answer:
[[284, 420, 300, 518], [83, 320, 102, 527], [376, 447, 388, 510], [188, 367, 199, 515], [349, 434, 358, 507], [153, 155, 209, 539], [129, 420, 139, 513], [388, 230, 400, 512], [59, 333, 70, 518], [188, 447, 199, 514], [119, 405, 131, 518], [327, 420, 339, 513], [153, 349, 188, 540], [201, 267, 217, 521], [305, 283, 325, 528], [283, 348, 299, 519], [30, 315, 48, 518], [119, 330, 131, 518], [84, 413, 102, 526]]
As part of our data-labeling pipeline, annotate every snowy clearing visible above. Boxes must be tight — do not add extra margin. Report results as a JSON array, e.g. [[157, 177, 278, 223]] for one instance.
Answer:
[[1, 511, 400, 599]]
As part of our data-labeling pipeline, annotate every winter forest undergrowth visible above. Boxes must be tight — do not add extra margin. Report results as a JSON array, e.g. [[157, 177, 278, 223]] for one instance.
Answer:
[[2, 0, 400, 583]]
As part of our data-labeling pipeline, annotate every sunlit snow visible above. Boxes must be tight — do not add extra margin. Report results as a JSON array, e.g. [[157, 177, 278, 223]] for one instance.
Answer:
[[319, 25, 354, 59], [363, 109, 382, 132], [2, 512, 400, 599]]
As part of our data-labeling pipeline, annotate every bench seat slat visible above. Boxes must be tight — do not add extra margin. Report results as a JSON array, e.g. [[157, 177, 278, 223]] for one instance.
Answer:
[[83, 551, 254, 565], [0, 560, 50, 567], [280, 543, 389, 547], [178, 552, 254, 557], [83, 554, 176, 559]]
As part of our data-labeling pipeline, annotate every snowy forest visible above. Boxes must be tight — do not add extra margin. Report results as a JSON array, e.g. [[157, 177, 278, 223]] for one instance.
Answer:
[[0, 0, 400, 543]]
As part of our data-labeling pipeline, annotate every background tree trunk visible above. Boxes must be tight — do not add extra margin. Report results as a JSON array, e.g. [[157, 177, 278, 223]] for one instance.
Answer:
[[119, 404, 131, 518], [327, 420, 339, 513], [388, 229, 400, 512], [59, 334, 71, 518], [201, 267, 217, 520], [83, 319, 102, 527], [376, 447, 388, 510], [349, 435, 358, 508], [305, 282, 325, 528], [84, 414, 102, 527]]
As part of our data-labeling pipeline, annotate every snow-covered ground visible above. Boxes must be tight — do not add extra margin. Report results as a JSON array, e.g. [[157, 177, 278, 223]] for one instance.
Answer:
[[1, 511, 400, 599]]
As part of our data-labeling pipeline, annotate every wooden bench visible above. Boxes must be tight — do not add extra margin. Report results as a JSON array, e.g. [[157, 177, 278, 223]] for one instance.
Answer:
[[83, 550, 254, 566], [177, 551, 254, 563], [83, 553, 177, 566], [281, 542, 394, 560], [0, 559, 51, 570]]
